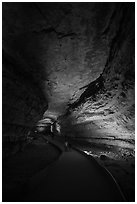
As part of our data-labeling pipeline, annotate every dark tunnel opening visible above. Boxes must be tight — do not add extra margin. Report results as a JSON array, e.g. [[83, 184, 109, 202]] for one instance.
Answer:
[[2, 2, 135, 202]]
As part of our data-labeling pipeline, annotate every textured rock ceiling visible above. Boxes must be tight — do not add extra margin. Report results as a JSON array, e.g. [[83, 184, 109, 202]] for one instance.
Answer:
[[3, 3, 135, 149]]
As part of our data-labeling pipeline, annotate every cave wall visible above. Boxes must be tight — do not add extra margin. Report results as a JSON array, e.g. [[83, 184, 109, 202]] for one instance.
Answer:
[[3, 3, 50, 146], [66, 3, 135, 149], [2, 51, 47, 146]]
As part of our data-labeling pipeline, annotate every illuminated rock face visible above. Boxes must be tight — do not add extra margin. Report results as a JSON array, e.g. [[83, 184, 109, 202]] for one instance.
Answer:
[[3, 3, 135, 149], [65, 3, 135, 149]]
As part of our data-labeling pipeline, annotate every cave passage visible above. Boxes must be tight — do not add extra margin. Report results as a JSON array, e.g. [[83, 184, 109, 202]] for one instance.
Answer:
[[2, 2, 135, 202]]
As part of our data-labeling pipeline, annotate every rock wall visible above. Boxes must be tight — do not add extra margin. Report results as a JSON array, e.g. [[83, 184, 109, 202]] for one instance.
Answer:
[[3, 50, 47, 146], [66, 3, 135, 149]]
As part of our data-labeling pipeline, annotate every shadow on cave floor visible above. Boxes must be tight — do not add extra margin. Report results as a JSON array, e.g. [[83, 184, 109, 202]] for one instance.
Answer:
[[20, 139, 125, 202], [2, 137, 61, 202]]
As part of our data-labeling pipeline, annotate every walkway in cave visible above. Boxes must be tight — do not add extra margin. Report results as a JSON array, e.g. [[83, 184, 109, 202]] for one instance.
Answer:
[[25, 137, 125, 202]]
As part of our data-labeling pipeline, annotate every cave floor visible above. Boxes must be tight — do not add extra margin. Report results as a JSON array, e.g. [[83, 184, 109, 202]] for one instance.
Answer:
[[3, 134, 134, 202], [41, 134, 135, 201], [69, 139, 135, 201], [22, 141, 124, 202], [2, 138, 61, 202]]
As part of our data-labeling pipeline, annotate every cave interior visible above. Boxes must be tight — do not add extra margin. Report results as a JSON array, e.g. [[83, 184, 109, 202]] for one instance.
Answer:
[[2, 2, 135, 202]]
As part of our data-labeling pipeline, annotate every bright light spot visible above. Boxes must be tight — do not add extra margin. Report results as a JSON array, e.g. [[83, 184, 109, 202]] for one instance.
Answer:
[[84, 150, 91, 155], [83, 150, 95, 157]]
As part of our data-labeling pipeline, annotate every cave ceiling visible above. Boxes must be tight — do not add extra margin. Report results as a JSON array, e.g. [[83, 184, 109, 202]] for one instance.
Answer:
[[3, 2, 114, 116]]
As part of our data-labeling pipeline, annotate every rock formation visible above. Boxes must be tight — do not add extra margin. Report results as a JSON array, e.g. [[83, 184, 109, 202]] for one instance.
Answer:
[[3, 2, 134, 153]]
